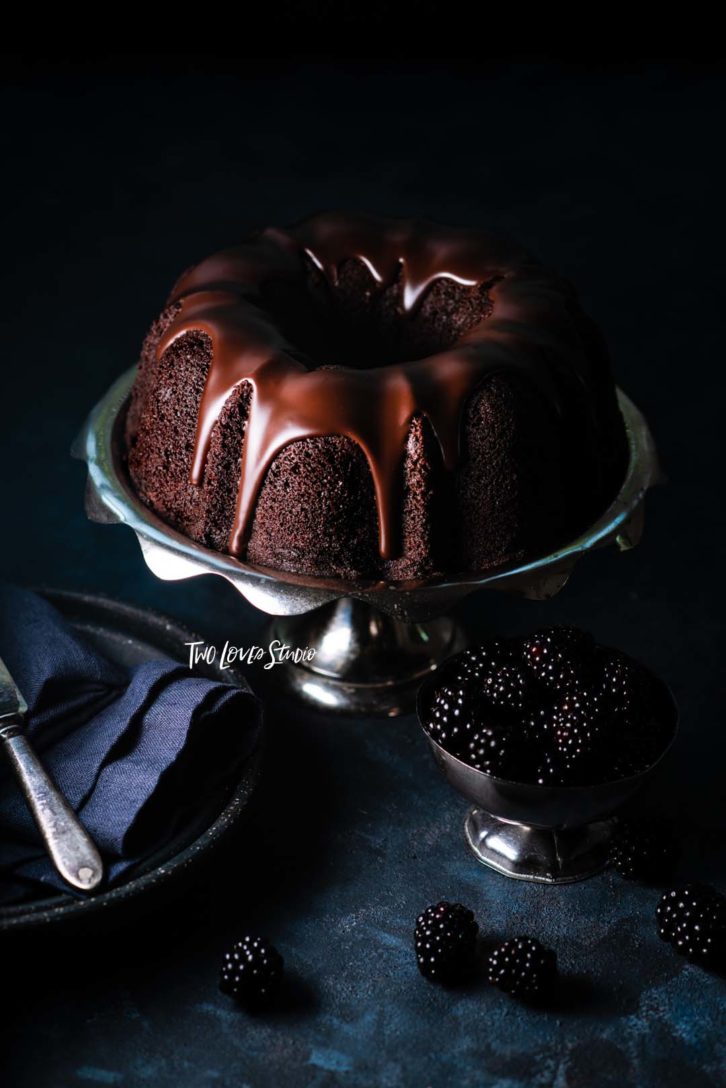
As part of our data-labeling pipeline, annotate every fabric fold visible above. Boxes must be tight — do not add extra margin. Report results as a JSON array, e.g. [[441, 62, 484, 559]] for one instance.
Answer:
[[0, 585, 261, 904]]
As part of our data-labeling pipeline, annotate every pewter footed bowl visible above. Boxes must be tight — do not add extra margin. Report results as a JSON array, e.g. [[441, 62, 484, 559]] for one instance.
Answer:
[[417, 670, 678, 884], [74, 367, 659, 717]]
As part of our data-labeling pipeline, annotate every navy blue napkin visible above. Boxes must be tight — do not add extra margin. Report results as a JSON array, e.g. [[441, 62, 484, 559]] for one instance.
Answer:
[[0, 585, 262, 904]]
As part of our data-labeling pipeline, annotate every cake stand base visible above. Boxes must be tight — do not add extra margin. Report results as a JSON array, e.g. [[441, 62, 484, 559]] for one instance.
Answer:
[[464, 807, 613, 884], [267, 598, 467, 717]]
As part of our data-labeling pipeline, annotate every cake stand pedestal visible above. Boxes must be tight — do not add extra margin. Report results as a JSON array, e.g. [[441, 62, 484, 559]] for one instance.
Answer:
[[268, 600, 466, 716], [74, 368, 659, 717]]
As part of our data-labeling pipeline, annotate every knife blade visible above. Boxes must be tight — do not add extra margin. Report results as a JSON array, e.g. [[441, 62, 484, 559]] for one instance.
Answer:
[[0, 654, 27, 720]]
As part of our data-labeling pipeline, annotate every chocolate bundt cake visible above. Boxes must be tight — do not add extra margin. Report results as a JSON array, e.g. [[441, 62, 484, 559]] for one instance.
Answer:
[[125, 212, 627, 582]]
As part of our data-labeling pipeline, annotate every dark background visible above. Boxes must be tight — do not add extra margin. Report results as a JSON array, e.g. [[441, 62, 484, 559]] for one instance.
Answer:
[[1, 53, 725, 1087]]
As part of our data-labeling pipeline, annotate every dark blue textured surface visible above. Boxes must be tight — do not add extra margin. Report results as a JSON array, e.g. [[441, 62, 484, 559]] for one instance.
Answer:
[[1, 58, 724, 1087]]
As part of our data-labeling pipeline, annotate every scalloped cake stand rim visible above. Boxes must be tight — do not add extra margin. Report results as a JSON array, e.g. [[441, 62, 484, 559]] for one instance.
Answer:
[[73, 366, 659, 623]]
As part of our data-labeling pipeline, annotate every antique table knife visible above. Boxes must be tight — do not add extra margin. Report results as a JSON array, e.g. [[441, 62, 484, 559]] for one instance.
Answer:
[[0, 654, 103, 892]]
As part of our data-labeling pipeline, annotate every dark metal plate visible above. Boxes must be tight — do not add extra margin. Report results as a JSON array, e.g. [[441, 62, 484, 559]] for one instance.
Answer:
[[0, 589, 263, 933]]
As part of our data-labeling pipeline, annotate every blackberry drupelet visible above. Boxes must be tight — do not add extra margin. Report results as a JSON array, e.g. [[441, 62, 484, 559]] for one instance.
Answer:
[[414, 901, 478, 984], [219, 935, 284, 1008], [656, 884, 726, 964], [486, 936, 557, 998], [609, 819, 680, 881]]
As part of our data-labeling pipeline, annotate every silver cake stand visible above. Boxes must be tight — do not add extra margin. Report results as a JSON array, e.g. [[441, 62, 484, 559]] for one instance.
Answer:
[[74, 367, 659, 717]]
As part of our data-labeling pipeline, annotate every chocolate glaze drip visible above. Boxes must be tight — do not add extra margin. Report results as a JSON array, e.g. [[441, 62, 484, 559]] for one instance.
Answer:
[[155, 212, 592, 560]]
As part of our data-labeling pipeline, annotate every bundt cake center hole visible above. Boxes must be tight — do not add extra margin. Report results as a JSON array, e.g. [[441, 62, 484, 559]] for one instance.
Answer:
[[260, 258, 496, 369]]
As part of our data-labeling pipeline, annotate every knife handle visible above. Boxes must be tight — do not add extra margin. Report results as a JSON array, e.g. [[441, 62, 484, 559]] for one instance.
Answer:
[[0, 721, 104, 892]]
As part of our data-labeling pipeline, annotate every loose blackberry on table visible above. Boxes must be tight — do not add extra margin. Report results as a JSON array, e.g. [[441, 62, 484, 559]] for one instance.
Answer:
[[486, 936, 558, 999], [656, 884, 726, 965], [414, 901, 479, 984], [219, 935, 284, 1009]]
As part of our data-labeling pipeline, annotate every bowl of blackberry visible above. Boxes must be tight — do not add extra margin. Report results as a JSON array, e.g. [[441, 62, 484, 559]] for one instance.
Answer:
[[417, 626, 678, 884]]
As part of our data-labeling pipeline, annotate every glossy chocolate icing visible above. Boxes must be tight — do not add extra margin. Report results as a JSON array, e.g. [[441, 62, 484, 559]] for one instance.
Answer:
[[156, 212, 594, 560]]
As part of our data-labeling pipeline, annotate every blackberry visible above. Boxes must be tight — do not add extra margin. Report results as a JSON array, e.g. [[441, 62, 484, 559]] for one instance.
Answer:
[[481, 662, 530, 715], [414, 901, 478, 984], [521, 705, 549, 744], [450, 641, 513, 688], [521, 626, 593, 694], [486, 936, 557, 998], [548, 691, 602, 769], [544, 625, 594, 655], [607, 732, 663, 781], [425, 684, 476, 756], [466, 722, 516, 778], [219, 935, 284, 1008], [535, 748, 568, 787], [656, 884, 726, 964], [609, 819, 680, 882], [598, 651, 648, 724]]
